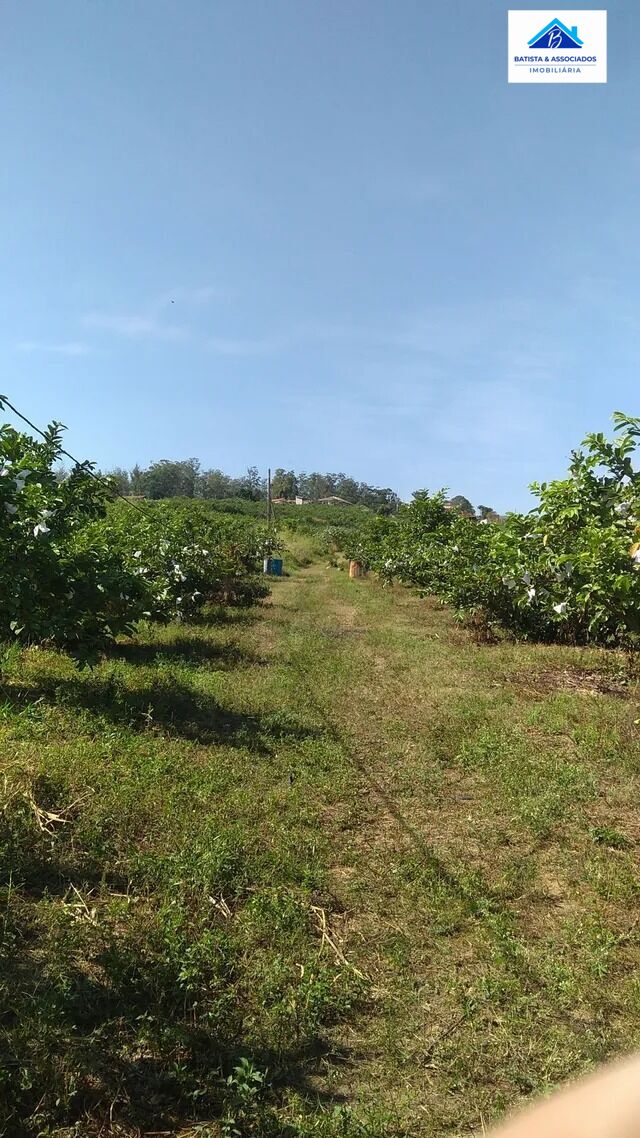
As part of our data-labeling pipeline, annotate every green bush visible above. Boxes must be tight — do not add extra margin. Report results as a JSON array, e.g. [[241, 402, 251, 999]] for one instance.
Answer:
[[341, 414, 640, 647], [98, 499, 273, 619], [0, 418, 152, 662], [0, 412, 272, 662]]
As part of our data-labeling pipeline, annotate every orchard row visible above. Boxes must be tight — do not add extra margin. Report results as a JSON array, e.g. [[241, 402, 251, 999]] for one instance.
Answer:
[[343, 414, 640, 648], [0, 421, 273, 663]]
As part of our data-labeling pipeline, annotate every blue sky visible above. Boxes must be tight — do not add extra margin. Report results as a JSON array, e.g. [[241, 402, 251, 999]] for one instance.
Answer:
[[2, 1, 637, 510]]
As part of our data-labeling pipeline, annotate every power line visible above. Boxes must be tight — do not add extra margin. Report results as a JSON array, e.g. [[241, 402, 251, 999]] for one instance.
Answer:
[[0, 394, 149, 516]]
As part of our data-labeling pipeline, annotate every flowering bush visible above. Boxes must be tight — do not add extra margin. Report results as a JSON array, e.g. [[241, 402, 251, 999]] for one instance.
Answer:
[[0, 419, 153, 661], [99, 500, 272, 620], [0, 415, 271, 662], [342, 414, 640, 648]]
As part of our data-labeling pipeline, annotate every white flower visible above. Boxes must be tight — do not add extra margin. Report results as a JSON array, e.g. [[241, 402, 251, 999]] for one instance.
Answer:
[[526, 586, 536, 601], [0, 466, 11, 478], [632, 549, 640, 564], [4, 503, 17, 515], [452, 544, 460, 553], [553, 602, 567, 615], [133, 550, 142, 559], [33, 522, 50, 537], [479, 518, 489, 525]]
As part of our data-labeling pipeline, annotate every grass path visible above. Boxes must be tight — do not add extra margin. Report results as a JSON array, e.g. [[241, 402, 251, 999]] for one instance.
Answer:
[[1, 560, 640, 1135], [256, 563, 640, 1133]]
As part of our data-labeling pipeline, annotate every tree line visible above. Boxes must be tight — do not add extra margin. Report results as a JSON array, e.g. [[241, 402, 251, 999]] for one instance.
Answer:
[[99, 460, 500, 518], [103, 460, 402, 511]]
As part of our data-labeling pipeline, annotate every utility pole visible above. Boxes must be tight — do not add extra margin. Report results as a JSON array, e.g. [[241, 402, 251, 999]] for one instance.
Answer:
[[263, 466, 282, 576]]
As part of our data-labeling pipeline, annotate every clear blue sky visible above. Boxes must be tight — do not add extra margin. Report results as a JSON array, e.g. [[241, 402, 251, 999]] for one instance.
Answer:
[[2, 1, 637, 510]]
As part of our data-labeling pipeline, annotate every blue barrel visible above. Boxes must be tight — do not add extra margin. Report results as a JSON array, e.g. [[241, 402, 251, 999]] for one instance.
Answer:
[[263, 557, 283, 576]]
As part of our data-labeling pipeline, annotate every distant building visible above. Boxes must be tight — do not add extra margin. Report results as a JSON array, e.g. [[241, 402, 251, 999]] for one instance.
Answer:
[[290, 494, 353, 506]]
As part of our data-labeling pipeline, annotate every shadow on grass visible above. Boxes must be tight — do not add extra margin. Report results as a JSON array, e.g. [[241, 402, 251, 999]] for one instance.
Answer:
[[200, 604, 261, 627], [2, 671, 323, 754], [0, 918, 353, 1133], [108, 635, 267, 669]]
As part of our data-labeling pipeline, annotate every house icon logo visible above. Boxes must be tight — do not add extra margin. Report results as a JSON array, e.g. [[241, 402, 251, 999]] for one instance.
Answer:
[[508, 9, 607, 84], [528, 18, 584, 50]]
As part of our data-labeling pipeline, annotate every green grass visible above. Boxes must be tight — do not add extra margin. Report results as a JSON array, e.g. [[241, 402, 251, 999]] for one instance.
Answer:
[[1, 555, 639, 1136]]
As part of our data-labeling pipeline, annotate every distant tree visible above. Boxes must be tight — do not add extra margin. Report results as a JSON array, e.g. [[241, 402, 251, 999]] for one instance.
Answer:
[[358, 484, 401, 512], [103, 458, 403, 509], [296, 471, 308, 499], [382, 489, 401, 512], [303, 472, 336, 500], [478, 504, 501, 522], [106, 467, 131, 495], [448, 494, 476, 517], [236, 465, 265, 501], [130, 464, 145, 494], [334, 476, 359, 502], [199, 468, 233, 499], [141, 458, 201, 499], [271, 468, 298, 499]]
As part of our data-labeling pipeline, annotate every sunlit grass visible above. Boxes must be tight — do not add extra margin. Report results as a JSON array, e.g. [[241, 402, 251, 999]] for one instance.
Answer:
[[0, 552, 639, 1135]]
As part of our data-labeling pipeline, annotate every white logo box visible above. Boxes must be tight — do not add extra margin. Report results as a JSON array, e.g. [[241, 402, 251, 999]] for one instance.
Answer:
[[508, 10, 607, 83]]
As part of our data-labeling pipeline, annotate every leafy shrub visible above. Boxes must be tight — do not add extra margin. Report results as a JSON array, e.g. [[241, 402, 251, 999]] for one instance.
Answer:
[[0, 411, 271, 662], [98, 499, 272, 620], [0, 417, 153, 662], [341, 414, 640, 647]]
